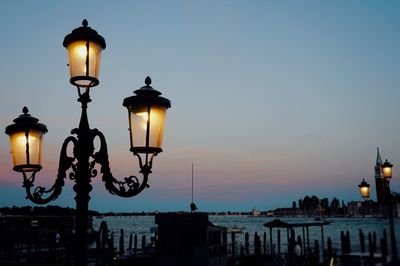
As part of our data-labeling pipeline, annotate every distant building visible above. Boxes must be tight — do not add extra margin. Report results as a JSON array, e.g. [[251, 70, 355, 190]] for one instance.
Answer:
[[347, 201, 362, 217], [375, 148, 390, 205], [251, 207, 261, 217]]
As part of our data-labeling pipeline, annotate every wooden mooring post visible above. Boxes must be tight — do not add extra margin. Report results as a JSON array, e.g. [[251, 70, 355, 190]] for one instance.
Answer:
[[119, 228, 124, 256], [231, 232, 236, 256], [263, 232, 267, 255], [359, 229, 365, 253], [134, 234, 137, 254], [245, 232, 249, 255], [128, 233, 132, 250]]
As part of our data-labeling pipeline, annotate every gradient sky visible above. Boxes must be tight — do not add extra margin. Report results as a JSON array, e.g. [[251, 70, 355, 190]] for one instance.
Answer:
[[1, 1, 399, 212]]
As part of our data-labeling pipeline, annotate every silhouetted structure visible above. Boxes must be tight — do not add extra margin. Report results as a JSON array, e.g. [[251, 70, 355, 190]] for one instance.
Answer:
[[155, 212, 227, 266]]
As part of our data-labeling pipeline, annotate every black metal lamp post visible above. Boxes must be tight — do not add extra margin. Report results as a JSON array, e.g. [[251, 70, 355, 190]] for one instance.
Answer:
[[5, 20, 171, 265], [381, 159, 398, 264], [358, 179, 370, 216]]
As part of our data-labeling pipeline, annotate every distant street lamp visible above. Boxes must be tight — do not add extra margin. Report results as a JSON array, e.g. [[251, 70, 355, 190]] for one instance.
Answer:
[[5, 19, 171, 265], [358, 178, 370, 217], [358, 179, 370, 199], [381, 159, 398, 264]]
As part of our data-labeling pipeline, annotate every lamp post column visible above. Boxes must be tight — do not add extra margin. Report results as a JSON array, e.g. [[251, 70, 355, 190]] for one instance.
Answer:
[[386, 181, 398, 264], [73, 93, 94, 265]]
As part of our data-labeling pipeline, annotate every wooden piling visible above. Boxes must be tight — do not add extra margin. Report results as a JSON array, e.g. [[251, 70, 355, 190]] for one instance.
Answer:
[[231, 232, 236, 256], [359, 229, 365, 253], [368, 232, 374, 259], [340, 231, 345, 254], [327, 237, 332, 259], [263, 232, 267, 255], [110, 232, 114, 251], [297, 235, 303, 255], [128, 233, 132, 250], [245, 232, 249, 255], [134, 234, 137, 254], [345, 230, 351, 253], [142, 235, 146, 251], [119, 228, 124, 256], [254, 232, 261, 256], [240, 245, 245, 256], [270, 227, 273, 255], [277, 229, 281, 254], [314, 239, 320, 264], [381, 237, 387, 265]]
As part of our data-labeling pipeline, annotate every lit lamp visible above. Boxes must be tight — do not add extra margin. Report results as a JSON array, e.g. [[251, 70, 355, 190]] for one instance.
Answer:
[[358, 179, 370, 199], [382, 159, 393, 181], [63, 19, 106, 88], [5, 107, 47, 172], [123, 76, 171, 157]]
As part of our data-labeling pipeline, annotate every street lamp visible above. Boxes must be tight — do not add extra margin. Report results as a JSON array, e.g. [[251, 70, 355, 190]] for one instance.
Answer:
[[5, 107, 47, 173], [5, 20, 171, 265], [63, 19, 105, 88], [381, 159, 398, 264], [382, 159, 393, 181], [358, 179, 370, 199], [358, 178, 370, 217]]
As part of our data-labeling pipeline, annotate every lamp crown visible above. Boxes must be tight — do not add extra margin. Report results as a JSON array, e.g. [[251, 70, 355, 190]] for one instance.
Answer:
[[63, 19, 106, 49], [359, 178, 370, 188], [5, 107, 48, 136], [133, 76, 162, 96]]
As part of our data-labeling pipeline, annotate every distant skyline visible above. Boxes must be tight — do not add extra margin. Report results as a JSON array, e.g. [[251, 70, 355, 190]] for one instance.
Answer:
[[1, 1, 400, 212]]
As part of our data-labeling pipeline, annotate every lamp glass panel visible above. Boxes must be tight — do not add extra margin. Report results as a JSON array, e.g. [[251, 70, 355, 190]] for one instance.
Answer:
[[382, 166, 392, 179], [9, 129, 44, 171], [129, 105, 167, 151], [67, 40, 103, 86], [359, 186, 370, 198]]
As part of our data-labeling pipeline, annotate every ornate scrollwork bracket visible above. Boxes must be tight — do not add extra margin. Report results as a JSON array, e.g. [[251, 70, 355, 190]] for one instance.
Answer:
[[22, 136, 77, 204], [92, 129, 156, 198]]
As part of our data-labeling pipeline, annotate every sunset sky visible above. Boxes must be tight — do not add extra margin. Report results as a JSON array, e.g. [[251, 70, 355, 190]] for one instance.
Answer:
[[1, 1, 399, 212]]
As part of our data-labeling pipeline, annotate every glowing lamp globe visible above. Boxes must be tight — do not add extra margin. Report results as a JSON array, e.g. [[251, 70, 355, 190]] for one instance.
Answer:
[[123, 77, 171, 155], [5, 107, 47, 172], [63, 19, 106, 88], [382, 159, 393, 180], [358, 179, 370, 199]]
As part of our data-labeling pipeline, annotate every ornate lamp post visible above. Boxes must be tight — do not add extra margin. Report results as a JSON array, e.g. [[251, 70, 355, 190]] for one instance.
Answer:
[[381, 159, 398, 264], [5, 20, 171, 265]]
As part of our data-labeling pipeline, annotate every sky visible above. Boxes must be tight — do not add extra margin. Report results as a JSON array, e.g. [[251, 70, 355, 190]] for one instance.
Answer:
[[0, 1, 400, 212]]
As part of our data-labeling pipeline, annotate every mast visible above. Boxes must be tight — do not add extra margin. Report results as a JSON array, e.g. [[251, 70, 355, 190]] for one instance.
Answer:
[[190, 162, 197, 212], [191, 162, 194, 204]]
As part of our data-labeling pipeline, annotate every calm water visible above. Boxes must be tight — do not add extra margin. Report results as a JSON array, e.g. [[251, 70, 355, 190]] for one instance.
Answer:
[[93, 215, 400, 254]]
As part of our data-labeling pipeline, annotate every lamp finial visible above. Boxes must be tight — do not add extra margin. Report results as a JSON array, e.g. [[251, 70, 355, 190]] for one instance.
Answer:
[[145, 76, 152, 86]]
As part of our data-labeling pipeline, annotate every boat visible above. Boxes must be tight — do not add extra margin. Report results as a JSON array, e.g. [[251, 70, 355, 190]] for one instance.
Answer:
[[227, 225, 245, 233]]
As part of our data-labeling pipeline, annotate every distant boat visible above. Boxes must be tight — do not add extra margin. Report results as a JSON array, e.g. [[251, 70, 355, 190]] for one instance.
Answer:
[[227, 225, 245, 233]]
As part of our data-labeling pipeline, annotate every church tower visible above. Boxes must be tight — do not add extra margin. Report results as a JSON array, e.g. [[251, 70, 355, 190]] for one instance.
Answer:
[[375, 147, 389, 204]]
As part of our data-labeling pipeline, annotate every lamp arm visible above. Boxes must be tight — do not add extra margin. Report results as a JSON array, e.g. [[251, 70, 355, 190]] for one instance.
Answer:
[[23, 136, 77, 204], [92, 129, 151, 198]]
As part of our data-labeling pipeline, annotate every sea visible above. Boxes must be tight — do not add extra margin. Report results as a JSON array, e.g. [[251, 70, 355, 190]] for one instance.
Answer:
[[92, 215, 400, 254]]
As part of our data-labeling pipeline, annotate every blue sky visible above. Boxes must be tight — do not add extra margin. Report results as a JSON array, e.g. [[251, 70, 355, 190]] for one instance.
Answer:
[[0, 1, 400, 212]]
